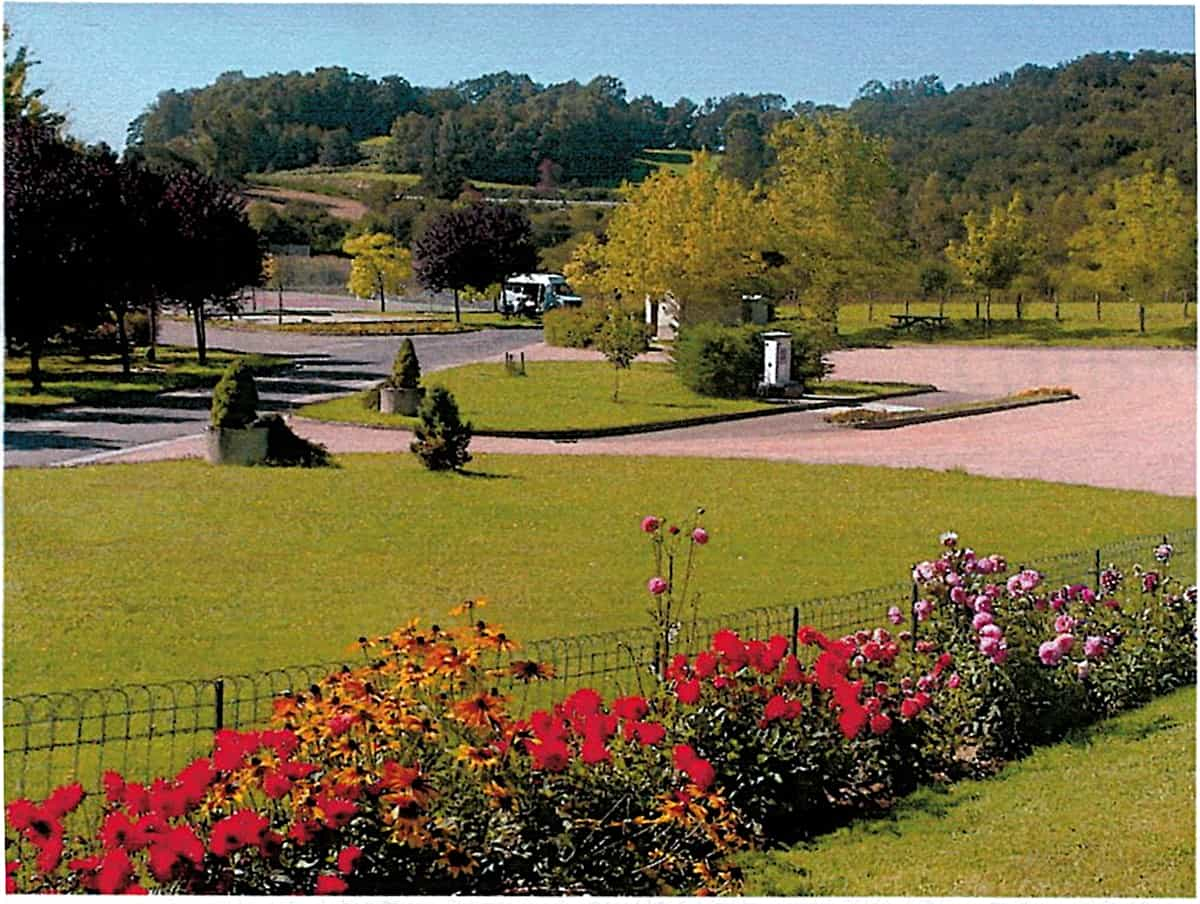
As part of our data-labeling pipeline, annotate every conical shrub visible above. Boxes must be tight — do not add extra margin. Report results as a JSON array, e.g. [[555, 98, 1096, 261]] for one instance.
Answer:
[[210, 360, 259, 428], [410, 386, 472, 471]]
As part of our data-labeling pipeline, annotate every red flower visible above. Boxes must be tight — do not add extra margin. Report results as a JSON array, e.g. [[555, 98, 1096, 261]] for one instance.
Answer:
[[103, 771, 126, 804], [263, 770, 294, 800], [612, 695, 649, 723], [95, 849, 134, 895], [34, 830, 65, 875], [663, 653, 691, 682], [149, 779, 187, 820], [6, 860, 20, 894], [43, 783, 86, 819], [530, 709, 567, 742], [174, 758, 215, 808], [862, 641, 883, 661], [580, 735, 611, 765], [280, 760, 319, 780], [316, 796, 357, 830], [869, 712, 893, 735], [675, 678, 702, 705], [100, 812, 142, 852], [259, 830, 284, 859], [527, 737, 570, 772], [260, 729, 300, 760], [693, 651, 718, 679], [288, 820, 320, 846], [146, 826, 204, 883], [900, 697, 922, 719], [5, 799, 37, 834], [761, 694, 803, 726], [673, 744, 698, 771], [337, 846, 363, 876], [833, 679, 863, 711], [133, 813, 167, 848], [837, 704, 868, 740], [779, 655, 805, 686], [633, 721, 666, 746], [814, 652, 849, 690], [933, 652, 953, 676], [122, 782, 151, 816], [712, 629, 748, 671], [209, 810, 269, 857], [914, 691, 932, 709], [562, 688, 603, 720], [796, 626, 830, 648], [315, 873, 349, 894]]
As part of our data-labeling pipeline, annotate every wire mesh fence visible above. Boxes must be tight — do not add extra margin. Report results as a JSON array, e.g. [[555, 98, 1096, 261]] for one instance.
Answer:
[[5, 528, 1193, 804]]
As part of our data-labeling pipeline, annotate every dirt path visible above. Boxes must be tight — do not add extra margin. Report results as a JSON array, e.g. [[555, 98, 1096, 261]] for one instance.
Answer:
[[76, 345, 1196, 498], [244, 186, 368, 221]]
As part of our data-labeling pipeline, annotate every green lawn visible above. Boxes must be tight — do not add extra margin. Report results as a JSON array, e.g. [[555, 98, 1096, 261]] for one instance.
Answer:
[[5, 454, 1193, 696], [4, 347, 292, 414], [742, 684, 1196, 897], [786, 299, 1197, 348], [298, 361, 779, 432], [219, 312, 530, 337]]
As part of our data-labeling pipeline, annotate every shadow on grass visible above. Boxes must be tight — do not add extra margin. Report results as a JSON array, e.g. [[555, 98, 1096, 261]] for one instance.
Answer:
[[457, 469, 517, 480]]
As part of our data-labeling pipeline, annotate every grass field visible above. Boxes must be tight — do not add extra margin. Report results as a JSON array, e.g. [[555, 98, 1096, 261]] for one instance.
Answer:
[[298, 361, 783, 432], [4, 347, 291, 414], [783, 299, 1197, 348], [5, 454, 1193, 696], [224, 311, 530, 336], [741, 684, 1196, 897]]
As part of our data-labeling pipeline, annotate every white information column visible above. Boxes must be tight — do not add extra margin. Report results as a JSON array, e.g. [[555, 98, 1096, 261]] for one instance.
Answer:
[[761, 330, 792, 390]]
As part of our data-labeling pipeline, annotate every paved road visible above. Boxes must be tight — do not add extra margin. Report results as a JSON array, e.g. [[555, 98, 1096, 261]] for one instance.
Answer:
[[3, 321, 541, 468]]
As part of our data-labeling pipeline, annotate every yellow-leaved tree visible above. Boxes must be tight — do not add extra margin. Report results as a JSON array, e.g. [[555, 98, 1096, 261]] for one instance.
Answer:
[[343, 232, 412, 312], [764, 114, 905, 329], [565, 153, 769, 324], [1066, 166, 1196, 300], [946, 192, 1043, 308]]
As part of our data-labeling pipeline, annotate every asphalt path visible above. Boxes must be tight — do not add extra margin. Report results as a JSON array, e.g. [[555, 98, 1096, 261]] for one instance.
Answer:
[[3, 320, 541, 468]]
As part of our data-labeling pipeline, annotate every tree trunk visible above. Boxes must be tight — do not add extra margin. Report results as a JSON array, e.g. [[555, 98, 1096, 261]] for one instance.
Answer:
[[147, 297, 159, 363], [453, 287, 461, 323], [612, 366, 620, 403], [379, 280, 386, 313], [29, 334, 44, 395], [115, 303, 131, 378], [192, 304, 208, 366]]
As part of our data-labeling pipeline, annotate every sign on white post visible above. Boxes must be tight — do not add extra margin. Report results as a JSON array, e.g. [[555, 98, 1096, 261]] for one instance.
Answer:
[[761, 331, 792, 388]]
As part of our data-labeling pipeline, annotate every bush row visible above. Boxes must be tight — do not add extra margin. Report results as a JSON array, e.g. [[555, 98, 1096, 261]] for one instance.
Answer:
[[6, 530, 1193, 894]]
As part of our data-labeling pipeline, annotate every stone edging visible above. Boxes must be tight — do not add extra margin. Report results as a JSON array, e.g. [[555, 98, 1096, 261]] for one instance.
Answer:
[[843, 392, 1079, 430]]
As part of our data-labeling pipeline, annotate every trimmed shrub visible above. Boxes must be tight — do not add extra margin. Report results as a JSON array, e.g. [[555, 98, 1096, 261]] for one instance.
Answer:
[[410, 387, 472, 471], [210, 360, 259, 429], [672, 322, 762, 398], [388, 338, 421, 389], [260, 414, 334, 468], [543, 304, 607, 348]]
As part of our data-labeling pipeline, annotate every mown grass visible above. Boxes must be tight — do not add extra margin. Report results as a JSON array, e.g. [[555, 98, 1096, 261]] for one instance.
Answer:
[[297, 361, 777, 432], [778, 299, 1197, 348], [4, 347, 292, 414], [5, 453, 1193, 696], [228, 311, 534, 336], [741, 684, 1196, 897]]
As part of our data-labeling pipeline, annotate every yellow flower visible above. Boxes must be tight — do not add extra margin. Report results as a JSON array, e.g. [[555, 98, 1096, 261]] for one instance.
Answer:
[[438, 845, 476, 877], [454, 745, 499, 771]]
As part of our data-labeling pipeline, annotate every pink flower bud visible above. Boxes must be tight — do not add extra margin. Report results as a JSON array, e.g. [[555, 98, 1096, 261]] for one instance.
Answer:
[[640, 516, 660, 533], [691, 527, 709, 545], [647, 577, 668, 595]]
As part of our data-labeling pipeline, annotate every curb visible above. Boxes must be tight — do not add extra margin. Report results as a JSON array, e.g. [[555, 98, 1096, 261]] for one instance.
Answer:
[[841, 392, 1079, 430], [294, 385, 940, 441]]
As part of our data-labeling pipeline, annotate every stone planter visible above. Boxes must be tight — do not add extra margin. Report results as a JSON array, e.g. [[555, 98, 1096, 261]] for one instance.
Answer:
[[206, 424, 269, 466], [380, 386, 422, 416]]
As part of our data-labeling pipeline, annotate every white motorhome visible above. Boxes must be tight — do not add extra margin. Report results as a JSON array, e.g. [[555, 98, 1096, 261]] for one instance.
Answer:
[[500, 273, 583, 315]]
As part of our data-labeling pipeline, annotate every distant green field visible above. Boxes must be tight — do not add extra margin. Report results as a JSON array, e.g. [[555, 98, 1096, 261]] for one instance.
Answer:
[[247, 168, 419, 199], [774, 299, 1197, 348]]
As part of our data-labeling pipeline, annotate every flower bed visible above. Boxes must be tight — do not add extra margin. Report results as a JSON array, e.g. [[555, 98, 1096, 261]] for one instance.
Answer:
[[6, 528, 1194, 895]]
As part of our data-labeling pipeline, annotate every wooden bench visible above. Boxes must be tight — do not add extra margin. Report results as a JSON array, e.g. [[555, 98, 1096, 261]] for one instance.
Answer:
[[889, 313, 949, 331]]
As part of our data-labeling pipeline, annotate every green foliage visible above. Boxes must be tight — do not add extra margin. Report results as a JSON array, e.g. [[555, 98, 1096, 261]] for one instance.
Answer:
[[260, 414, 334, 468], [388, 338, 422, 389], [594, 305, 650, 401], [673, 323, 763, 398], [946, 192, 1043, 292], [209, 360, 259, 429], [410, 386, 472, 471], [543, 304, 608, 348], [343, 232, 412, 308]]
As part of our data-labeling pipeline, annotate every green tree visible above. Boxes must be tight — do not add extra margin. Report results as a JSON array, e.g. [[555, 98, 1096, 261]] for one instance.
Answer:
[[343, 232, 412, 312], [1066, 167, 1196, 299], [719, 110, 769, 187], [594, 305, 649, 401], [410, 387, 472, 472], [3, 26, 65, 131], [764, 114, 904, 329], [565, 154, 768, 324], [946, 192, 1043, 304]]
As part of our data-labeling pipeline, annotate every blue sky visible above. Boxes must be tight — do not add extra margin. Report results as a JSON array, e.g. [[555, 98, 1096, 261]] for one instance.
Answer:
[[4, 3, 1195, 151]]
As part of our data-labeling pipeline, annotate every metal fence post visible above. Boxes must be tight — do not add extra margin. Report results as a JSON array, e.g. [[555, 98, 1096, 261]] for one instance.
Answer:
[[214, 678, 225, 731], [1093, 548, 1102, 587], [791, 606, 800, 657]]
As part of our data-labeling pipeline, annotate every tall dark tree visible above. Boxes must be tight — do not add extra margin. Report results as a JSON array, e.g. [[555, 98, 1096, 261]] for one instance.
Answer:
[[4, 120, 109, 392], [159, 169, 263, 364], [412, 202, 537, 322], [719, 110, 769, 187]]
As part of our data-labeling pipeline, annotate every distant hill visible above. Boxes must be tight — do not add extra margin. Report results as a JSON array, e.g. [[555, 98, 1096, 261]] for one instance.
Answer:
[[848, 51, 1195, 216], [127, 51, 1194, 221]]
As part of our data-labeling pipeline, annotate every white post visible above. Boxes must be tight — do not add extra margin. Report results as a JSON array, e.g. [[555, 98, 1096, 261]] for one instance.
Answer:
[[761, 330, 792, 389]]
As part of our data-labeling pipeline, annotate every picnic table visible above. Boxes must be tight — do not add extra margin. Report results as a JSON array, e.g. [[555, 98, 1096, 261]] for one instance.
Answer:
[[889, 313, 949, 331]]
